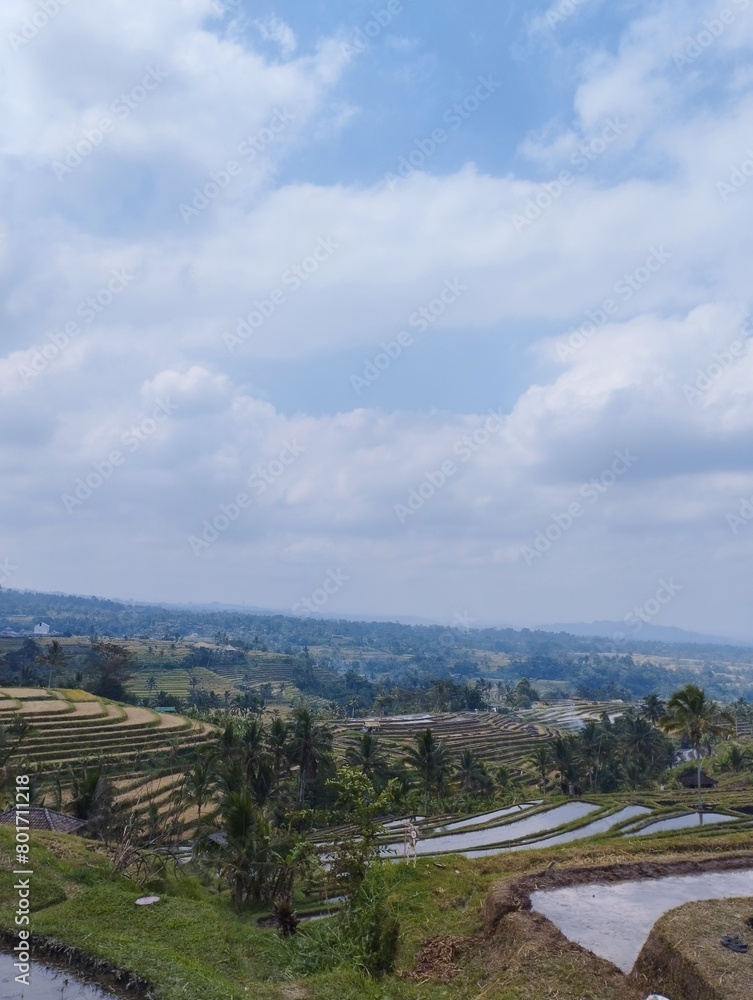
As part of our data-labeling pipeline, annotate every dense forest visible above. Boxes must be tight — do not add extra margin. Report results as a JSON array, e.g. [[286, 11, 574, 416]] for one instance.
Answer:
[[1, 587, 752, 704]]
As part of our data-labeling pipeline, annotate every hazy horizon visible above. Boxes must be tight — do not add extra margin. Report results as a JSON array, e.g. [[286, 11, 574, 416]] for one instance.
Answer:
[[2, 1, 752, 637]]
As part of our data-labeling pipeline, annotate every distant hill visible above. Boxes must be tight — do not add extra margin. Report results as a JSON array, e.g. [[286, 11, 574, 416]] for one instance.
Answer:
[[537, 620, 748, 647]]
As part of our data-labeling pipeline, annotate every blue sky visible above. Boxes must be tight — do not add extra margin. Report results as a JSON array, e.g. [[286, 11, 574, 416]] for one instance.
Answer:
[[2, 0, 753, 637]]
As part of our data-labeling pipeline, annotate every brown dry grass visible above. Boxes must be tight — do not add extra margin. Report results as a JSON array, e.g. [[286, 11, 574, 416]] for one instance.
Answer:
[[17, 699, 71, 713], [635, 897, 753, 999]]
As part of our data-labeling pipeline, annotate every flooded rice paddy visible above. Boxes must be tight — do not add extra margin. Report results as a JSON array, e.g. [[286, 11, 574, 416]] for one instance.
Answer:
[[530, 869, 753, 972], [0, 952, 120, 1000]]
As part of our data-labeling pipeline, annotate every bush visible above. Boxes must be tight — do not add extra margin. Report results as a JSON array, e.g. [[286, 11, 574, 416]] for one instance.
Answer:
[[286, 864, 400, 978]]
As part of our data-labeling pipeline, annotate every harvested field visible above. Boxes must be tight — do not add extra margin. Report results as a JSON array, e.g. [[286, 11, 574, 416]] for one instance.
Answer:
[[16, 698, 72, 713], [1, 687, 55, 699]]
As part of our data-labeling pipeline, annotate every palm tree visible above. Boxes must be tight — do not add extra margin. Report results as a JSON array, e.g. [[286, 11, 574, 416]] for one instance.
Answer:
[[36, 640, 67, 689], [346, 732, 388, 786], [197, 791, 274, 910], [718, 743, 753, 773], [146, 675, 158, 697], [618, 715, 663, 769], [185, 758, 215, 818], [268, 715, 289, 785], [640, 693, 666, 724], [289, 707, 333, 802], [529, 745, 551, 789], [456, 749, 491, 795], [68, 766, 114, 835], [405, 728, 451, 812], [660, 684, 734, 808]]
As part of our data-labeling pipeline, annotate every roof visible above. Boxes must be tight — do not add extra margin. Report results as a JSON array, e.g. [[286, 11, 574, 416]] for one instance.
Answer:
[[679, 771, 717, 788], [0, 806, 86, 834]]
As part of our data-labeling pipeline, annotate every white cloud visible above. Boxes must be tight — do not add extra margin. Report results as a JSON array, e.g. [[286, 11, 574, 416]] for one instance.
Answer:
[[254, 15, 297, 57], [3, 0, 753, 633]]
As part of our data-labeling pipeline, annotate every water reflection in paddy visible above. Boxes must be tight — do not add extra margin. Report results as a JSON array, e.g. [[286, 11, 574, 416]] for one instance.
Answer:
[[437, 802, 542, 833], [384, 802, 598, 856], [0, 953, 119, 1000], [531, 869, 753, 972], [630, 811, 738, 835]]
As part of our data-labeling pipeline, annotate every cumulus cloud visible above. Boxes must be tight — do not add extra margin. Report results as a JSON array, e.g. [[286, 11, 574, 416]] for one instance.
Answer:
[[2, 0, 753, 634]]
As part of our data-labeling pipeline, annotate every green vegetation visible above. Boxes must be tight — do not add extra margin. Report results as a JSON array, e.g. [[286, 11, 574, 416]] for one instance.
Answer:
[[1, 591, 752, 999]]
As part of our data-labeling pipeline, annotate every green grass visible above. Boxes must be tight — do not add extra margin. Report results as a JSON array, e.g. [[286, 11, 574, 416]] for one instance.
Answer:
[[2, 821, 752, 1000]]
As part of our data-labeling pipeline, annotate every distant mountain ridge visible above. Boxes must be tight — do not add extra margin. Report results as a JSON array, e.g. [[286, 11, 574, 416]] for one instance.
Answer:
[[537, 620, 749, 647]]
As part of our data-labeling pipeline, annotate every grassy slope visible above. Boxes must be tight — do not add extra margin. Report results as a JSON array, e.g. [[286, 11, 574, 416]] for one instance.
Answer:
[[2, 824, 753, 1000]]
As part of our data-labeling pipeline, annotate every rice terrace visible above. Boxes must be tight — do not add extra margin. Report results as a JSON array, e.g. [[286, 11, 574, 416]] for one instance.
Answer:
[[0, 589, 751, 1000]]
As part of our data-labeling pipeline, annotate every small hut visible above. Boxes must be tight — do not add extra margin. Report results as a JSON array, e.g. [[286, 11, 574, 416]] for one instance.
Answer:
[[0, 806, 86, 834], [679, 771, 717, 789]]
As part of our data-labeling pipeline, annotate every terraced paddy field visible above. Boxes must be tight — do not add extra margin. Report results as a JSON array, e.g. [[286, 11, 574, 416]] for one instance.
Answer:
[[334, 710, 555, 769], [0, 687, 216, 831], [377, 796, 753, 859]]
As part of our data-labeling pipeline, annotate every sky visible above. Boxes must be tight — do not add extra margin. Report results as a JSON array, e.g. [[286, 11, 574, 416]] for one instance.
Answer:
[[2, 0, 753, 638]]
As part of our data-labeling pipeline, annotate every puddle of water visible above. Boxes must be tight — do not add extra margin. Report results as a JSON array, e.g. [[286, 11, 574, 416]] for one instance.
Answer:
[[630, 812, 738, 835], [497, 805, 652, 854], [0, 952, 117, 1000], [437, 802, 542, 832], [459, 806, 649, 859], [531, 869, 753, 972], [384, 802, 599, 856]]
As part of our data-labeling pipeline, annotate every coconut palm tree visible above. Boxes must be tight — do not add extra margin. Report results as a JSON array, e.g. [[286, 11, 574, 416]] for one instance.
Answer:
[[639, 693, 665, 724], [268, 715, 289, 785], [346, 732, 388, 787], [660, 684, 734, 808], [36, 640, 67, 689], [529, 745, 551, 789], [289, 707, 333, 802], [405, 728, 451, 812], [456, 749, 491, 795], [185, 758, 215, 818]]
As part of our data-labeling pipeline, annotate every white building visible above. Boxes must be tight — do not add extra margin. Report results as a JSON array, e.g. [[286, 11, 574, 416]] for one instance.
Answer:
[[33, 622, 51, 635]]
